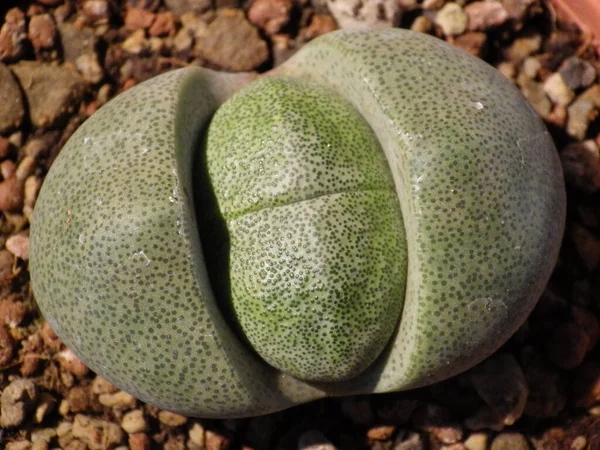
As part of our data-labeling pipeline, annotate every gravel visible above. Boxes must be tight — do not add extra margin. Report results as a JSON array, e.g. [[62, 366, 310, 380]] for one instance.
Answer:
[[1, 0, 600, 449]]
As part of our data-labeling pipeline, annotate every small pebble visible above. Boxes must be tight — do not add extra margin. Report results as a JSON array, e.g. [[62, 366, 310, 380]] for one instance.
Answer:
[[367, 425, 396, 441], [82, 0, 111, 23], [302, 14, 337, 41], [298, 430, 337, 450], [91, 375, 118, 395], [72, 414, 124, 450], [410, 15, 433, 33], [0, 324, 14, 365], [129, 433, 151, 450], [28, 14, 56, 51], [31, 428, 57, 444], [0, 378, 38, 428], [122, 29, 147, 54], [0, 177, 24, 212], [187, 423, 205, 449], [0, 8, 27, 62], [559, 57, 596, 90], [570, 224, 600, 272], [504, 33, 542, 62], [98, 390, 137, 410], [124, 7, 155, 30], [464, 433, 488, 450], [543, 72, 575, 106], [34, 392, 56, 423], [522, 56, 542, 79], [158, 410, 188, 427], [393, 431, 425, 450], [16, 156, 36, 182], [76, 53, 104, 84], [66, 386, 96, 414], [520, 78, 551, 116], [248, 0, 292, 34], [435, 2, 468, 36], [490, 432, 529, 450], [56, 348, 89, 377], [567, 85, 600, 140], [451, 32, 487, 57], [122, 409, 148, 433], [466, 354, 528, 429], [149, 11, 176, 37], [6, 442, 31, 450], [205, 429, 231, 450], [464, 1, 509, 31], [327, 0, 400, 30], [6, 231, 30, 260], [1, 160, 16, 180]]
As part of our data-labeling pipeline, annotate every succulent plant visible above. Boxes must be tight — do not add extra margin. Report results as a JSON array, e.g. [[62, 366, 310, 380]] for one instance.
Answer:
[[30, 29, 566, 418]]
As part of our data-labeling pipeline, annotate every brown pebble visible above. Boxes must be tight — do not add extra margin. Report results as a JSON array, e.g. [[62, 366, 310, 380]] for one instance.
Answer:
[[0, 378, 38, 428], [0, 8, 27, 62], [0, 177, 24, 212], [82, 0, 111, 22], [6, 231, 30, 260], [57, 348, 90, 377], [560, 140, 600, 193], [0, 296, 28, 327], [66, 386, 96, 413], [72, 414, 124, 450], [124, 7, 156, 30], [0, 324, 14, 365], [301, 14, 337, 41], [413, 404, 463, 444], [205, 430, 231, 450], [570, 224, 600, 272], [451, 32, 488, 57], [194, 8, 268, 72], [490, 432, 529, 450], [129, 433, 151, 450], [40, 321, 62, 349], [546, 321, 590, 369], [464, 1, 508, 31], [1, 160, 16, 180], [98, 390, 137, 410], [0, 136, 11, 159], [149, 11, 176, 37], [158, 410, 188, 427], [34, 392, 56, 424], [367, 425, 396, 441], [28, 14, 57, 50], [248, 0, 292, 35], [21, 353, 41, 377]]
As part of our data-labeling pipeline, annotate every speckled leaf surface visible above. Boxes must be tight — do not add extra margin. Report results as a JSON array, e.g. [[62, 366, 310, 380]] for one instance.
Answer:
[[204, 77, 407, 382], [29, 67, 324, 418], [277, 29, 566, 394]]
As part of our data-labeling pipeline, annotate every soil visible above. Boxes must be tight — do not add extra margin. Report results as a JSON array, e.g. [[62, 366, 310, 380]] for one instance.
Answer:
[[1, 0, 600, 449]]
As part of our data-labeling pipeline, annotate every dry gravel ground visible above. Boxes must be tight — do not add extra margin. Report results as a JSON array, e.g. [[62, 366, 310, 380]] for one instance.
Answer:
[[1, 0, 600, 449]]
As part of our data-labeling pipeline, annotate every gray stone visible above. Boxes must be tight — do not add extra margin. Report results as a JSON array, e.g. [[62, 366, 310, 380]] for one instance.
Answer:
[[56, 22, 97, 64], [194, 9, 268, 71], [559, 57, 597, 90], [0, 62, 24, 133], [11, 61, 87, 128]]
